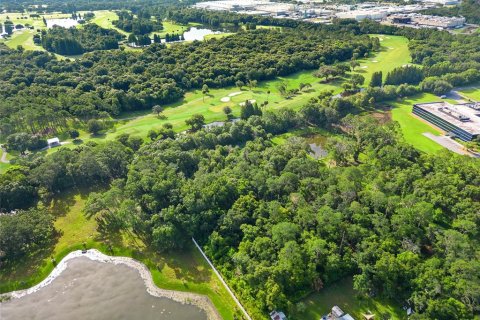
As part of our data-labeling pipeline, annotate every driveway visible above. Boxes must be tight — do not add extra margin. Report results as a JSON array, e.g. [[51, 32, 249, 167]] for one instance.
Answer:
[[423, 133, 479, 158]]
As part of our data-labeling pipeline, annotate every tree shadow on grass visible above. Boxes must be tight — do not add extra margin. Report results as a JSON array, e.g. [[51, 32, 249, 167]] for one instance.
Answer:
[[165, 244, 213, 284], [50, 187, 97, 218], [0, 234, 58, 292], [90, 132, 107, 139]]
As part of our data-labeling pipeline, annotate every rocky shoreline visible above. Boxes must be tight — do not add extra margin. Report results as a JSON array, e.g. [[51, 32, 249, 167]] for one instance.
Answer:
[[3, 249, 222, 320]]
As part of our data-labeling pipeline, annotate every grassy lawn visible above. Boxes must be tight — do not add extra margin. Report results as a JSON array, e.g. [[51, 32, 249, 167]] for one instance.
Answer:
[[69, 35, 409, 144], [389, 93, 458, 153], [458, 87, 480, 101], [152, 21, 201, 38], [0, 12, 71, 50], [0, 148, 11, 173], [204, 32, 235, 40], [10, 34, 411, 159], [89, 10, 128, 36], [1, 29, 44, 51], [292, 277, 405, 320], [0, 190, 239, 319], [357, 35, 414, 85], [63, 71, 343, 146]]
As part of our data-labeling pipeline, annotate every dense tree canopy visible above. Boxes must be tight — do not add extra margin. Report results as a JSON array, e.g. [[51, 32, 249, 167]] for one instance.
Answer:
[[81, 111, 480, 319], [0, 24, 373, 137], [113, 10, 163, 35], [41, 24, 124, 54], [1, 7, 480, 320]]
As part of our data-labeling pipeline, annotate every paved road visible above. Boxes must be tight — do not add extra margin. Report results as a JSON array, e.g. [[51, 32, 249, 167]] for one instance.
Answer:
[[446, 90, 467, 103], [423, 133, 480, 158]]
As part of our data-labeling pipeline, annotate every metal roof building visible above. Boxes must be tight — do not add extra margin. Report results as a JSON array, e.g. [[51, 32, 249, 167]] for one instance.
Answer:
[[413, 102, 480, 141]]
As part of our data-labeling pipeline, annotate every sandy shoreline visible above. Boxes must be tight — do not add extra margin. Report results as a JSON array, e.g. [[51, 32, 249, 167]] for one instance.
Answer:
[[2, 249, 222, 320]]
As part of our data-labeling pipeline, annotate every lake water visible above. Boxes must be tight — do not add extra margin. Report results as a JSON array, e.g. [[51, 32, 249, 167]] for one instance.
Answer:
[[0, 257, 207, 320], [305, 134, 328, 159], [183, 27, 220, 41], [46, 18, 79, 28]]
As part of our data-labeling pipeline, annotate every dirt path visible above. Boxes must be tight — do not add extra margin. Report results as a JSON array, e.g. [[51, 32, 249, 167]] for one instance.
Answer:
[[1, 147, 9, 164]]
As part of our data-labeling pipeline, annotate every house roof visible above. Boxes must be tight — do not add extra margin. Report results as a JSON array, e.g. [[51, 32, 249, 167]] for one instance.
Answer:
[[339, 314, 355, 320], [47, 137, 60, 144]]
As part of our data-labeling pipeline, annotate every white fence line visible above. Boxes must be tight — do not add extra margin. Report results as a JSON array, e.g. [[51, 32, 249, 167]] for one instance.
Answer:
[[192, 237, 253, 320]]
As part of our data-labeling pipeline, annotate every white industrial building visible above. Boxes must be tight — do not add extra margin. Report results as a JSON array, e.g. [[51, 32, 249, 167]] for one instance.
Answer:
[[336, 9, 387, 21], [418, 0, 460, 5], [388, 13, 465, 28]]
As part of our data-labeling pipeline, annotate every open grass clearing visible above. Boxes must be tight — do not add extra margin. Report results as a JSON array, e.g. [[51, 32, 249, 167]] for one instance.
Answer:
[[68, 35, 410, 144], [3, 34, 412, 158], [204, 32, 235, 40], [390, 93, 459, 153], [292, 277, 405, 320], [63, 71, 343, 147], [1, 29, 44, 51], [458, 87, 480, 101], [152, 21, 201, 38], [89, 10, 127, 36], [0, 148, 12, 173], [356, 35, 414, 85], [0, 189, 239, 319]]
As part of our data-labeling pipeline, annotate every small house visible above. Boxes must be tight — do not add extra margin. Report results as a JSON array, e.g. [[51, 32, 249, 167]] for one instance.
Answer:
[[326, 306, 356, 320], [270, 310, 287, 320], [332, 306, 344, 318], [47, 137, 60, 148]]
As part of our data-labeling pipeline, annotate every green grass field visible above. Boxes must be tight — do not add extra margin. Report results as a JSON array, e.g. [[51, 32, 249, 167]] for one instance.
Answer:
[[390, 93, 458, 153], [293, 277, 405, 320], [152, 21, 201, 38], [89, 10, 128, 36], [65, 71, 343, 146], [0, 149, 11, 172], [458, 87, 480, 101], [0, 190, 239, 319], [204, 32, 235, 40], [2, 29, 44, 51], [2, 34, 415, 162], [0, 12, 69, 50], [355, 35, 414, 85], [71, 35, 410, 142]]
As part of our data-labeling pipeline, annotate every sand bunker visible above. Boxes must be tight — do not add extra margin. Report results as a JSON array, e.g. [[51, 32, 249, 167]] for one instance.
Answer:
[[239, 99, 256, 106], [228, 91, 243, 97], [360, 66, 368, 69], [4, 250, 221, 320], [372, 60, 378, 63], [220, 97, 230, 102]]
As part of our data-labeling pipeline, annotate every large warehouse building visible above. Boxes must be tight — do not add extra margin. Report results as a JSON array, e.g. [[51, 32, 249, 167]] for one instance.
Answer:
[[413, 102, 480, 141]]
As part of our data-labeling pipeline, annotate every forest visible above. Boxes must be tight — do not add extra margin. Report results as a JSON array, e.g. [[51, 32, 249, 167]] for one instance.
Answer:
[[1, 98, 478, 319], [0, 0, 197, 14], [41, 24, 124, 55], [0, 24, 374, 138], [113, 10, 164, 35], [1, 5, 480, 320]]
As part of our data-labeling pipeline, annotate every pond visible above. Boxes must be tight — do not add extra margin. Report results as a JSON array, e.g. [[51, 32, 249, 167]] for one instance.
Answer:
[[304, 134, 328, 159], [182, 27, 220, 41], [0, 251, 212, 320], [46, 18, 79, 28]]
